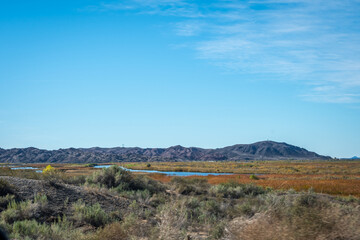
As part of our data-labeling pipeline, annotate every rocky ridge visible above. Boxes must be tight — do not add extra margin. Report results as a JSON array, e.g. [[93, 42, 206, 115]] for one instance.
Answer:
[[0, 141, 331, 163]]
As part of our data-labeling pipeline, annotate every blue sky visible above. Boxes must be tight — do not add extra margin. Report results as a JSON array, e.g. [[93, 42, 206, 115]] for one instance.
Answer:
[[0, 0, 359, 157]]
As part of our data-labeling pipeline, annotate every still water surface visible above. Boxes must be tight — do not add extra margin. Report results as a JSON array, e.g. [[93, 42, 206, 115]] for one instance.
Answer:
[[94, 165, 233, 176]]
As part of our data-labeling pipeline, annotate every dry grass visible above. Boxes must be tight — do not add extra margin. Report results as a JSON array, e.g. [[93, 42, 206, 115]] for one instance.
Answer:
[[1, 163, 360, 240], [122, 161, 360, 175], [226, 193, 360, 240], [91, 222, 129, 240], [148, 174, 360, 197], [4, 161, 360, 197]]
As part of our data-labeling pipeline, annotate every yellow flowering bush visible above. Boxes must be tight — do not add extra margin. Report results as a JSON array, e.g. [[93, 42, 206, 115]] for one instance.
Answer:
[[43, 165, 55, 174]]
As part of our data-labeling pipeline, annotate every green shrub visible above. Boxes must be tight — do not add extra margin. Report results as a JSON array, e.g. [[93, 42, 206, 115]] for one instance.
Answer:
[[130, 175, 165, 194], [210, 221, 226, 239], [121, 212, 139, 234], [33, 193, 47, 205], [49, 216, 84, 239], [12, 220, 50, 239], [120, 189, 152, 205], [10, 217, 83, 240], [249, 174, 259, 180], [1, 207, 18, 224], [2, 200, 34, 223], [237, 202, 254, 216], [1, 194, 48, 224], [147, 192, 167, 208], [41, 170, 86, 186], [63, 175, 86, 185], [182, 197, 231, 225], [0, 179, 15, 196], [335, 195, 360, 203], [198, 200, 225, 224], [87, 166, 165, 194], [92, 221, 129, 240], [0, 194, 15, 210], [72, 199, 110, 227], [294, 192, 318, 207], [170, 177, 209, 195], [209, 182, 266, 198], [87, 165, 131, 188]]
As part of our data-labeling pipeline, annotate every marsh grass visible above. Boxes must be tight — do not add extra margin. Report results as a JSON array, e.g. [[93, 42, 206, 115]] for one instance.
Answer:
[[122, 161, 360, 175], [0, 167, 41, 180], [8, 161, 360, 197], [0, 162, 359, 240]]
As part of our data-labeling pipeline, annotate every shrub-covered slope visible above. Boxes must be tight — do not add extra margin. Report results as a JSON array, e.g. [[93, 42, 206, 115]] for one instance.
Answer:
[[0, 166, 359, 240]]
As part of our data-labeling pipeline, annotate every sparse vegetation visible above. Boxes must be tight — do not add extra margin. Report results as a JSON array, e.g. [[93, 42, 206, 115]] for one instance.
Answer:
[[0, 162, 359, 239]]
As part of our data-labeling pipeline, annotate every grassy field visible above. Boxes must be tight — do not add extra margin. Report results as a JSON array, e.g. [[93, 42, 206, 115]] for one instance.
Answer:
[[122, 161, 360, 197], [3, 160, 360, 197], [122, 160, 360, 175], [149, 173, 360, 197]]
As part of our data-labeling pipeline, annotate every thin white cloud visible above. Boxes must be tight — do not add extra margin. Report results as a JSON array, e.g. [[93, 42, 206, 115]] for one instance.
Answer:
[[302, 93, 360, 104], [174, 21, 204, 36], [87, 0, 360, 104]]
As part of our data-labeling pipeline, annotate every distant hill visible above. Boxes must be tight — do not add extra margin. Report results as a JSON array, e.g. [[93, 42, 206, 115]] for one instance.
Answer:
[[351, 156, 359, 159], [0, 141, 331, 163]]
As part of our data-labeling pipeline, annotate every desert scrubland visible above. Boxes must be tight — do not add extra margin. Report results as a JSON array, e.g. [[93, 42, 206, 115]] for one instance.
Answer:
[[0, 162, 359, 239]]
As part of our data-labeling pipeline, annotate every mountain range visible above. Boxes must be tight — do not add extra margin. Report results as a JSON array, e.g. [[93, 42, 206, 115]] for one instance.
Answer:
[[0, 141, 331, 163]]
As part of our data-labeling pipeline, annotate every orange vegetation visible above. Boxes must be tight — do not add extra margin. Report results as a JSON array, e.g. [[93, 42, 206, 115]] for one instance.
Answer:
[[148, 173, 360, 197], [22, 162, 360, 197]]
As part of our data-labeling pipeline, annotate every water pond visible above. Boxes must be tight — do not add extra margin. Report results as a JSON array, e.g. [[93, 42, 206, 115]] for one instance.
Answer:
[[94, 165, 233, 176], [1, 165, 42, 172], [11, 167, 39, 170]]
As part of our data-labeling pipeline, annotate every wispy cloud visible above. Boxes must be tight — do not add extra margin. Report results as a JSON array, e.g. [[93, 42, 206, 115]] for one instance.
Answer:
[[174, 21, 204, 36], [87, 0, 360, 104], [85, 0, 202, 17], [302, 93, 360, 104]]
